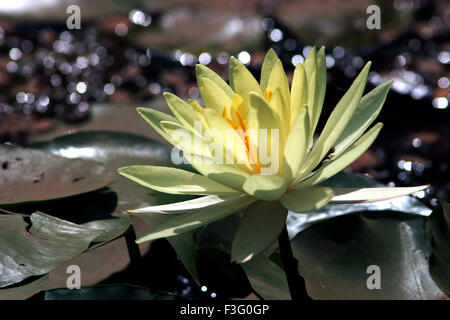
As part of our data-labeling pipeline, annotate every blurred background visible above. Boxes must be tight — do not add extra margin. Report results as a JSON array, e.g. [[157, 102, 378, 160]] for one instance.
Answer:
[[0, 0, 449, 298]]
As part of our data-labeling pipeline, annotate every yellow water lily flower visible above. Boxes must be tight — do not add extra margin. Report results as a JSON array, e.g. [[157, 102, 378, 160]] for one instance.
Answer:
[[118, 47, 428, 263]]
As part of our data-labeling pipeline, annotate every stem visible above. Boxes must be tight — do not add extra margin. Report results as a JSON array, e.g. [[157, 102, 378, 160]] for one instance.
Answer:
[[125, 227, 142, 269], [278, 225, 310, 300]]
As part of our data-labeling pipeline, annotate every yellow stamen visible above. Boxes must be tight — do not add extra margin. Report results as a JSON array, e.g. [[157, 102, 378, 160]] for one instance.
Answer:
[[222, 107, 260, 173], [264, 88, 272, 101]]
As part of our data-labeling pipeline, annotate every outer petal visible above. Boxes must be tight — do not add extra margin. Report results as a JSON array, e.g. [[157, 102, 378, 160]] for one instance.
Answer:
[[268, 87, 290, 137], [280, 186, 334, 213], [333, 80, 392, 158], [195, 164, 249, 193], [160, 119, 250, 192], [196, 64, 234, 98], [137, 107, 249, 192], [303, 47, 319, 141], [188, 99, 210, 132], [297, 62, 371, 181], [231, 201, 287, 263], [163, 92, 198, 132], [296, 122, 383, 187], [132, 194, 256, 243], [243, 174, 287, 201], [229, 56, 262, 106], [160, 120, 212, 161], [198, 77, 232, 113], [310, 47, 327, 136], [290, 62, 308, 126], [136, 107, 180, 142], [329, 185, 430, 204], [118, 165, 239, 195], [282, 108, 309, 183]]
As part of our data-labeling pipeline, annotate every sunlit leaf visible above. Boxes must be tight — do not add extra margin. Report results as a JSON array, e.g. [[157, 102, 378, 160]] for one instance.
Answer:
[[0, 146, 115, 205]]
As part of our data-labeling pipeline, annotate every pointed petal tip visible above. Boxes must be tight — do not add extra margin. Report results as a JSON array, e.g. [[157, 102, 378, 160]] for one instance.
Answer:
[[307, 46, 317, 56], [126, 209, 136, 215], [162, 91, 177, 100], [231, 254, 253, 264], [229, 55, 239, 64], [135, 237, 146, 244], [267, 47, 277, 57]]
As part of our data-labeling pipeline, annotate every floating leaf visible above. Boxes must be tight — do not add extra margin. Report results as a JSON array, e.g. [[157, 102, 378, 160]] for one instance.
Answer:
[[0, 274, 48, 300], [0, 145, 115, 205], [292, 212, 447, 299], [0, 210, 109, 287], [31, 131, 199, 281], [427, 201, 450, 296]]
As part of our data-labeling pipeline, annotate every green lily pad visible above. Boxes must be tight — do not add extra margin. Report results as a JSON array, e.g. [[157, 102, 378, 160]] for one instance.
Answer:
[[0, 210, 128, 288], [0, 274, 49, 300], [44, 284, 178, 300], [427, 201, 450, 296], [292, 211, 447, 299], [0, 145, 115, 206], [31, 130, 193, 212], [31, 131, 199, 281]]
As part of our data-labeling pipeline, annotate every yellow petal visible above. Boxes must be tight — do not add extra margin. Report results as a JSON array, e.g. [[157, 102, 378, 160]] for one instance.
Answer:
[[329, 185, 430, 203], [230, 94, 247, 124], [229, 56, 262, 106], [196, 64, 234, 98], [282, 108, 309, 184], [280, 186, 334, 212], [248, 92, 285, 175], [297, 62, 371, 181], [260, 49, 290, 124], [189, 99, 210, 132], [160, 120, 250, 191], [118, 165, 239, 195], [242, 174, 287, 201], [198, 77, 232, 113], [290, 62, 308, 126], [296, 122, 383, 187], [137, 107, 180, 143], [163, 92, 198, 132], [160, 120, 212, 162], [268, 87, 289, 139], [203, 108, 254, 173]]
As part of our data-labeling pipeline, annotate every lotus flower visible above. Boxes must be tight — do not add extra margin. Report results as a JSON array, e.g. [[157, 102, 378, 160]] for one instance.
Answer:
[[118, 47, 428, 263]]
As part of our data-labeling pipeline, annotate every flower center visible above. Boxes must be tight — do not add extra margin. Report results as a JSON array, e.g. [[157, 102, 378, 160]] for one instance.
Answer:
[[222, 106, 260, 173]]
